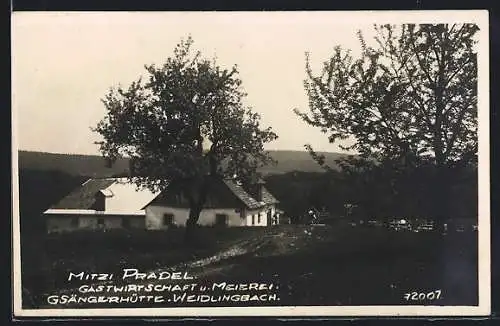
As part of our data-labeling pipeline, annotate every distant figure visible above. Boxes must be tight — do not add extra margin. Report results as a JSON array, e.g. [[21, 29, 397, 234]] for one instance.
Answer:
[[308, 209, 318, 224]]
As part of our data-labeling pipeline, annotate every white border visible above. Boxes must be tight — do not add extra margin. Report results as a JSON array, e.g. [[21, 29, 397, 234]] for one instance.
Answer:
[[12, 10, 490, 317]]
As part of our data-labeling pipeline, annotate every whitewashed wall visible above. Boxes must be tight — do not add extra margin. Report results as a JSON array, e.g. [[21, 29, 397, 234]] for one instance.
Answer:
[[145, 206, 189, 229], [269, 206, 277, 225], [244, 205, 277, 227], [145, 205, 252, 229], [245, 208, 265, 226], [144, 204, 277, 229]]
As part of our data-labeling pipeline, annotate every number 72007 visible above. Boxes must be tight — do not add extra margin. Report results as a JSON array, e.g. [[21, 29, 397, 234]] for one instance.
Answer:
[[403, 290, 442, 301]]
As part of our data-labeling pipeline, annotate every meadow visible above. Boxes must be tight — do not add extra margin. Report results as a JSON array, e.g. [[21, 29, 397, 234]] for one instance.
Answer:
[[20, 224, 478, 308]]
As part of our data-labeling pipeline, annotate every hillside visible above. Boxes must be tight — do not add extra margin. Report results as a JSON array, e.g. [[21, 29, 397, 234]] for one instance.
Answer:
[[18, 151, 129, 177], [18, 150, 348, 177]]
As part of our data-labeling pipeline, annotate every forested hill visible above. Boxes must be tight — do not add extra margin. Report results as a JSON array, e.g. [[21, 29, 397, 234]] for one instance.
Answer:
[[18, 150, 348, 176], [18, 151, 129, 177]]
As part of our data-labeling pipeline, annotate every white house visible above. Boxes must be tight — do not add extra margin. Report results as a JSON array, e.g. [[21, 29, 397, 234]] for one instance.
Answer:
[[144, 178, 280, 229], [44, 178, 159, 233], [44, 177, 280, 232]]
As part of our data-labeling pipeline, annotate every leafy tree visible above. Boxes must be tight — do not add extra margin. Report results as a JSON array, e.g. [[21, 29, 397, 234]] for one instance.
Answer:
[[93, 36, 277, 241], [295, 24, 479, 229]]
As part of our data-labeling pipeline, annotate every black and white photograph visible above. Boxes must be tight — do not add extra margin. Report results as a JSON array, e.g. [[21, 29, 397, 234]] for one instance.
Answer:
[[11, 10, 490, 317]]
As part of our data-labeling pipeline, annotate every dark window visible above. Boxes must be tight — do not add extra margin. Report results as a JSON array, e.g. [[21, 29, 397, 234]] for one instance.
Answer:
[[70, 217, 79, 227], [215, 214, 228, 227], [163, 214, 174, 226], [97, 218, 105, 227], [257, 214, 261, 224]]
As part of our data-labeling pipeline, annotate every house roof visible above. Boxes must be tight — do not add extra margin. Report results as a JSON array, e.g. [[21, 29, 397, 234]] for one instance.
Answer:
[[46, 178, 159, 213], [101, 179, 160, 212], [222, 179, 279, 209], [49, 178, 115, 210], [222, 180, 264, 210], [261, 187, 279, 205], [145, 178, 279, 210]]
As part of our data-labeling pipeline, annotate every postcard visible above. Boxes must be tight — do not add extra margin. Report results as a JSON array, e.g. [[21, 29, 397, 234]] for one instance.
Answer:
[[11, 10, 490, 318]]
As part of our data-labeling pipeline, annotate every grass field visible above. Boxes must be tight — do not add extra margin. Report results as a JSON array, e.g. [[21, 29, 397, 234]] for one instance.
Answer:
[[20, 224, 478, 309]]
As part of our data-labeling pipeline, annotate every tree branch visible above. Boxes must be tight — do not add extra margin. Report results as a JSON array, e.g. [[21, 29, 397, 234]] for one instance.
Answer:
[[408, 30, 435, 86]]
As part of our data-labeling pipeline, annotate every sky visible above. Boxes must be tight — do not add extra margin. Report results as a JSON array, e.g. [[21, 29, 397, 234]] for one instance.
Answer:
[[11, 11, 487, 155]]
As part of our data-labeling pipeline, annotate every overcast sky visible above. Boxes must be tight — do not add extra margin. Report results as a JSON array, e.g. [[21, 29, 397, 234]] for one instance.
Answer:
[[12, 11, 487, 155]]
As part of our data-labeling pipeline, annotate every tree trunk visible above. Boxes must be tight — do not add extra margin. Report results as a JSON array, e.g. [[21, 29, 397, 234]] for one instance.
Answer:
[[184, 206, 202, 245], [432, 165, 450, 234], [183, 176, 212, 245]]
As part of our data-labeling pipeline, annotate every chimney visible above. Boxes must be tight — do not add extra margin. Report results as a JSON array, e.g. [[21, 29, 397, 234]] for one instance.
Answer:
[[256, 179, 265, 202]]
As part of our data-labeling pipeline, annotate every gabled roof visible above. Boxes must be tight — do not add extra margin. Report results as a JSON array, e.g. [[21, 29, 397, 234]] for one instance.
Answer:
[[46, 178, 159, 213], [222, 179, 264, 210], [145, 178, 279, 210], [261, 187, 279, 205], [49, 178, 115, 210], [102, 179, 160, 212]]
